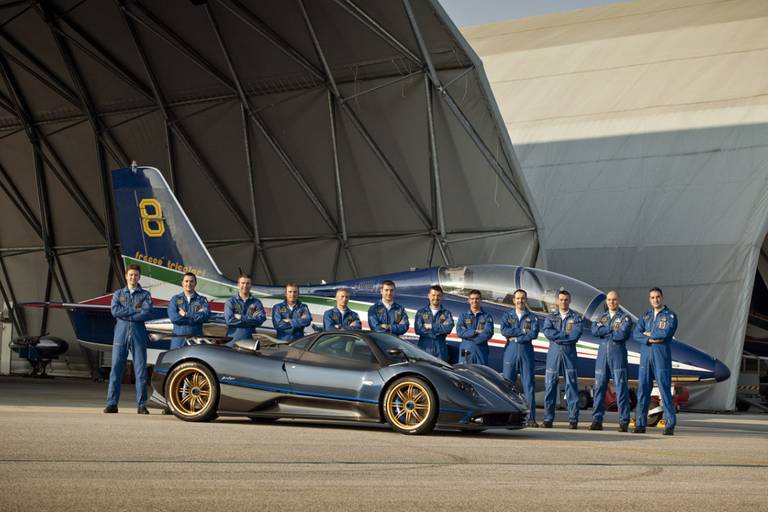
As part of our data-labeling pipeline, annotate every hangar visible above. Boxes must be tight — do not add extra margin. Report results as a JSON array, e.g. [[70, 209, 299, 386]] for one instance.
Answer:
[[0, 0, 537, 375], [461, 0, 768, 409]]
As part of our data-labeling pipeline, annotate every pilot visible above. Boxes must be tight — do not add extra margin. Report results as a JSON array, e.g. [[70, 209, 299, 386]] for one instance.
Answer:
[[589, 290, 632, 432], [167, 272, 211, 350], [104, 264, 154, 415], [272, 283, 313, 341], [367, 280, 409, 337], [542, 289, 583, 429], [455, 290, 494, 365], [323, 288, 361, 331], [632, 287, 678, 435], [224, 274, 266, 345], [414, 285, 455, 361], [500, 289, 540, 427]]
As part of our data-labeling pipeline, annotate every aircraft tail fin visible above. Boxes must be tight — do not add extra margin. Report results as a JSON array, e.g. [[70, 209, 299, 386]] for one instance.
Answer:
[[111, 166, 225, 282]]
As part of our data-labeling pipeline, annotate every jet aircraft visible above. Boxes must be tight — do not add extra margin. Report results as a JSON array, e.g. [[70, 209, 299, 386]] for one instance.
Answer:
[[25, 166, 731, 420]]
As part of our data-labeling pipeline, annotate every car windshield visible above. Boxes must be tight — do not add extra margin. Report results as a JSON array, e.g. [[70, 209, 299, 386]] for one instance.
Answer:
[[368, 333, 451, 368], [438, 265, 604, 319]]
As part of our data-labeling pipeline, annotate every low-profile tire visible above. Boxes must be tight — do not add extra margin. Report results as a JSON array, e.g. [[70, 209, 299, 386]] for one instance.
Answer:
[[165, 361, 219, 422], [382, 377, 438, 435]]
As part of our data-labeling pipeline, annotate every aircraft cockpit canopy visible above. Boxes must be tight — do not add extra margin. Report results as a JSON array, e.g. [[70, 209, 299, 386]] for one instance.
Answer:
[[438, 265, 608, 320]]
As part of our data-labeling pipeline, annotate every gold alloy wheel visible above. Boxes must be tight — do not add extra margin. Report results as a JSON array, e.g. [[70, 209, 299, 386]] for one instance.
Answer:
[[385, 380, 432, 431], [167, 367, 212, 417]]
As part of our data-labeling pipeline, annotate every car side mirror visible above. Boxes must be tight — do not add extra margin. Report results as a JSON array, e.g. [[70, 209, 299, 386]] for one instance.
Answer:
[[386, 348, 404, 357]]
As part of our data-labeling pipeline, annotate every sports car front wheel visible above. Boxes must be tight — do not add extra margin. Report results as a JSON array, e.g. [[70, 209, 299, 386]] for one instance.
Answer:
[[383, 377, 438, 435], [165, 362, 219, 422]]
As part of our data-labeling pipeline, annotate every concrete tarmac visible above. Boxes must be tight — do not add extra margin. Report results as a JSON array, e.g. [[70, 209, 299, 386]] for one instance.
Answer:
[[0, 376, 766, 511]]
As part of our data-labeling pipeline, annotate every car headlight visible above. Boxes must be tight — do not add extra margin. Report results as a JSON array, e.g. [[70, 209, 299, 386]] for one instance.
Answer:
[[453, 379, 480, 399]]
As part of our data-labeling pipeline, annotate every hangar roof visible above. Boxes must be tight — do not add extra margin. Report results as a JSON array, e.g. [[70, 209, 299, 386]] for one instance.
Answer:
[[0, 0, 537, 343]]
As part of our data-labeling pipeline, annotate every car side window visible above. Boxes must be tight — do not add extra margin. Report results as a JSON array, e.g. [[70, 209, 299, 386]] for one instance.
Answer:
[[291, 337, 311, 351], [310, 334, 376, 364]]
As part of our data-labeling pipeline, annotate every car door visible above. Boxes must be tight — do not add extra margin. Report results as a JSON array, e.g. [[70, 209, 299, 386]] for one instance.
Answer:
[[284, 333, 384, 416]]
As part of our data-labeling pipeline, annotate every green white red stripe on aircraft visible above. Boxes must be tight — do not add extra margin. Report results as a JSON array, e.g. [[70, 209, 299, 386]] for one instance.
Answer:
[[123, 256, 709, 373]]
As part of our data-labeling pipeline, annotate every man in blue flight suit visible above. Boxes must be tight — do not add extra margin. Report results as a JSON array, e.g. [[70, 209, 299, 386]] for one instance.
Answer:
[[632, 287, 678, 435], [224, 274, 266, 344], [456, 290, 494, 365], [168, 272, 211, 349], [542, 289, 583, 429], [589, 290, 632, 432], [323, 288, 361, 331], [501, 289, 540, 427], [104, 264, 154, 414], [272, 283, 312, 341], [414, 285, 455, 361], [367, 280, 409, 337]]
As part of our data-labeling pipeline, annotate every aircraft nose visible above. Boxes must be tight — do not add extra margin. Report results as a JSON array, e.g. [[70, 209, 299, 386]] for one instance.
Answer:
[[714, 359, 731, 382]]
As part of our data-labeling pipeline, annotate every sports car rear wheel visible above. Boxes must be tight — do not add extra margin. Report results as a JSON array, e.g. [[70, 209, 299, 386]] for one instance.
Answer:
[[165, 362, 218, 422], [383, 377, 437, 435]]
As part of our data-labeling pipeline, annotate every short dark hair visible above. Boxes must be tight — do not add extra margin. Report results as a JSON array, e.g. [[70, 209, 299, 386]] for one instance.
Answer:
[[649, 287, 663, 296], [468, 289, 482, 298], [182, 272, 197, 282], [428, 285, 443, 294], [285, 282, 299, 290], [558, 289, 571, 298], [381, 280, 395, 288], [513, 289, 527, 298], [125, 264, 141, 274], [335, 287, 350, 295], [237, 274, 252, 282]]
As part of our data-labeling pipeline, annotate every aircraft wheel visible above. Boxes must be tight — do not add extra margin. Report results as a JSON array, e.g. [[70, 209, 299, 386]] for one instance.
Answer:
[[578, 390, 593, 410], [647, 398, 662, 427], [165, 362, 219, 422], [383, 377, 438, 435]]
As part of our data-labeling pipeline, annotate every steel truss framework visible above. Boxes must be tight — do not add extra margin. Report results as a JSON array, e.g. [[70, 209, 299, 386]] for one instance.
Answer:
[[0, 0, 538, 340]]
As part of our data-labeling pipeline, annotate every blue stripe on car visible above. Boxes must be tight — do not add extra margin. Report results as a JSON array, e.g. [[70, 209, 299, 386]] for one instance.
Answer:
[[219, 378, 379, 404]]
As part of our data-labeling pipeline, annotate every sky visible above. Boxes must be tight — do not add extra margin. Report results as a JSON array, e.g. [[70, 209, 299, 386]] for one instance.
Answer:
[[437, 0, 630, 27]]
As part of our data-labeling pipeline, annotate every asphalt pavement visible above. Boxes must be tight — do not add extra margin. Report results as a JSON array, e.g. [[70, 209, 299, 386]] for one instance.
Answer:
[[0, 376, 766, 511]]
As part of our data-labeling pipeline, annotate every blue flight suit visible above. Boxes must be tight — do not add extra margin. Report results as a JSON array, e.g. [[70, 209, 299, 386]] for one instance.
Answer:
[[272, 301, 312, 341], [323, 307, 362, 331], [633, 306, 678, 429], [590, 310, 632, 425], [367, 301, 409, 336], [542, 309, 583, 423], [501, 309, 540, 420], [456, 309, 494, 365], [106, 286, 153, 409], [224, 295, 266, 344], [414, 305, 455, 361], [167, 292, 211, 349]]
